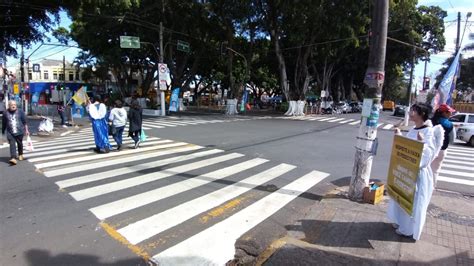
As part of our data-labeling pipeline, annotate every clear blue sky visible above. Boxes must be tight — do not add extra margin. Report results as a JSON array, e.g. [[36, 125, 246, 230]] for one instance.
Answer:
[[6, 1, 474, 90]]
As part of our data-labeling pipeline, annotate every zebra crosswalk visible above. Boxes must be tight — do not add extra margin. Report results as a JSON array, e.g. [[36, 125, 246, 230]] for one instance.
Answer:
[[277, 115, 398, 129], [437, 144, 474, 187], [140, 115, 263, 129], [24, 127, 329, 264]]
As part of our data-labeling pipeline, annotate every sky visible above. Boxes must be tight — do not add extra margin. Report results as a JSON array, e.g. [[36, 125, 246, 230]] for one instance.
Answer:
[[6, 1, 474, 90]]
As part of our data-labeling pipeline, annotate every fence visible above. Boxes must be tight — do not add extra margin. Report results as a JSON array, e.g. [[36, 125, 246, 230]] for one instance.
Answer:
[[453, 103, 474, 113]]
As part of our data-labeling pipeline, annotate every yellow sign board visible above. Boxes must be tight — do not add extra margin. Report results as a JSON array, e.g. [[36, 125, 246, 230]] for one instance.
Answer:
[[387, 135, 424, 216], [13, 84, 19, 94]]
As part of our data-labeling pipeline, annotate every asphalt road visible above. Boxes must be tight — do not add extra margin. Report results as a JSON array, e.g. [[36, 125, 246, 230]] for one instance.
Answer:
[[1, 111, 472, 265]]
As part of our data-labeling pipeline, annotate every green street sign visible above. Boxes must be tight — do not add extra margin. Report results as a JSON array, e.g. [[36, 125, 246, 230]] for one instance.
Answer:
[[120, 36, 140, 49], [177, 40, 190, 53]]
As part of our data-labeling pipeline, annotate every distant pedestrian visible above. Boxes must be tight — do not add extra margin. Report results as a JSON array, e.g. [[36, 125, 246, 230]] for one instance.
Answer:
[[2, 100, 28, 165], [128, 100, 143, 149], [109, 100, 127, 151], [57, 102, 67, 128], [86, 96, 111, 153], [0, 95, 5, 114], [430, 104, 455, 187]]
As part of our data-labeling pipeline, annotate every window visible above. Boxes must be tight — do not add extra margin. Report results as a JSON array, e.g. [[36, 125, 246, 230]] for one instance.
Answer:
[[468, 115, 474, 124], [449, 115, 466, 123], [76, 71, 80, 81], [59, 73, 65, 81], [53, 71, 58, 80], [43, 71, 49, 80], [69, 71, 74, 81], [28, 72, 32, 80]]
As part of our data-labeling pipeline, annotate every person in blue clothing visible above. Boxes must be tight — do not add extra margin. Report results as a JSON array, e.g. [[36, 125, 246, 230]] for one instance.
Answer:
[[86, 96, 111, 153], [430, 103, 455, 187]]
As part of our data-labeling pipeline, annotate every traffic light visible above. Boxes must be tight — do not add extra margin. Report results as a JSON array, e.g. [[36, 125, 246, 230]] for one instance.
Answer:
[[423, 77, 430, 91]]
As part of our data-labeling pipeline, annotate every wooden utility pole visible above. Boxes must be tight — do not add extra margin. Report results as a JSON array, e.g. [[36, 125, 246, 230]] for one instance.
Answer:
[[349, 0, 389, 200]]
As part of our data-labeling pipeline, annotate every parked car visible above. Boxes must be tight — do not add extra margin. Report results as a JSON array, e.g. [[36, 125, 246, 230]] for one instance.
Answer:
[[382, 100, 395, 112], [393, 105, 407, 117], [349, 102, 362, 113], [335, 102, 350, 113], [450, 113, 474, 146]]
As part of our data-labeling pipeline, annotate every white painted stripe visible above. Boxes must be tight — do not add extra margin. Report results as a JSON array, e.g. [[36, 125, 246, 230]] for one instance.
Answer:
[[445, 154, 474, 162], [383, 124, 394, 130], [29, 139, 167, 163], [318, 117, 336, 121], [27, 137, 160, 158], [34, 140, 176, 168], [442, 159, 473, 166], [69, 153, 245, 201], [349, 120, 361, 125], [56, 148, 218, 188], [376, 123, 384, 128], [437, 176, 474, 186], [143, 121, 177, 127], [438, 169, 474, 178], [446, 150, 474, 156], [442, 163, 473, 171], [44, 144, 196, 177], [448, 146, 474, 152], [91, 163, 293, 219], [116, 161, 288, 243], [327, 118, 345, 123], [151, 170, 329, 265], [29, 135, 153, 151], [339, 119, 355, 124], [60, 131, 73, 137], [140, 123, 166, 129]]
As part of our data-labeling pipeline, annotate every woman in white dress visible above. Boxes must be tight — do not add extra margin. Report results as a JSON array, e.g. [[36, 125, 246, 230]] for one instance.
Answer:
[[387, 103, 438, 240]]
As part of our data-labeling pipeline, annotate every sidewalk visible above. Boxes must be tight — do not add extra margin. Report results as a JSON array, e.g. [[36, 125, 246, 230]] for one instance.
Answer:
[[259, 181, 474, 266]]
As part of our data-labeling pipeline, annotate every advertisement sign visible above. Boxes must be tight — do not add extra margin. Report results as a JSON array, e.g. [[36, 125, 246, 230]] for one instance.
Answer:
[[72, 103, 85, 118], [169, 87, 180, 112], [13, 84, 19, 95], [387, 135, 423, 216], [158, 63, 171, 91]]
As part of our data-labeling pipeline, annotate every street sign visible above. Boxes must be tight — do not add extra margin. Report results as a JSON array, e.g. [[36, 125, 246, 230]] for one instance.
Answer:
[[177, 40, 190, 53], [32, 64, 40, 72], [158, 63, 170, 91], [120, 36, 141, 49]]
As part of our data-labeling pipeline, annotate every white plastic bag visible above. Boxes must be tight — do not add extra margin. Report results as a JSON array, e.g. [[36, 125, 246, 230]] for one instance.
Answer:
[[26, 135, 34, 151], [38, 118, 54, 133]]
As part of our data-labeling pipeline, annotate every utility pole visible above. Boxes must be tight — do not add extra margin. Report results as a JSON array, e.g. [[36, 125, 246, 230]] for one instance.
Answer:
[[159, 0, 166, 117], [403, 47, 416, 126], [348, 0, 389, 200], [455, 12, 461, 54], [63, 55, 66, 105]]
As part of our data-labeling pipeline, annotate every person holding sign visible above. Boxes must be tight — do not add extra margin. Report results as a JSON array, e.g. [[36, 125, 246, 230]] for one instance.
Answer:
[[387, 103, 439, 240]]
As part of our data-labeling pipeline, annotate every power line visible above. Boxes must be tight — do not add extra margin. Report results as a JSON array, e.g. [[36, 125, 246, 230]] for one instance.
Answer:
[[29, 47, 72, 63]]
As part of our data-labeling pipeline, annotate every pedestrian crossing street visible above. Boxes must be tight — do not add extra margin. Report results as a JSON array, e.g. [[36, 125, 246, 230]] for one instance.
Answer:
[[24, 128, 330, 265], [277, 115, 399, 130], [437, 144, 474, 187]]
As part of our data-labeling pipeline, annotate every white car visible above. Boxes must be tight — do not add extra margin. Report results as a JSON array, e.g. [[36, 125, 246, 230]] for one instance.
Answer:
[[449, 113, 474, 146]]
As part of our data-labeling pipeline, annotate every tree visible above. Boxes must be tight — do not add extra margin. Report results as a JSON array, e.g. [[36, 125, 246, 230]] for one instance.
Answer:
[[0, 1, 62, 57]]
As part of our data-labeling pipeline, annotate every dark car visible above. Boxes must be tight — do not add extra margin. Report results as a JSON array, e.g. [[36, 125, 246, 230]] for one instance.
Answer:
[[393, 105, 406, 117], [349, 102, 362, 113]]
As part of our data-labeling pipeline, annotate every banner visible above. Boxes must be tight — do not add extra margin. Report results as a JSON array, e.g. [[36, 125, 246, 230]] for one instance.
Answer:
[[72, 87, 88, 105], [169, 87, 180, 112], [240, 90, 249, 112], [438, 51, 461, 105], [387, 135, 424, 216]]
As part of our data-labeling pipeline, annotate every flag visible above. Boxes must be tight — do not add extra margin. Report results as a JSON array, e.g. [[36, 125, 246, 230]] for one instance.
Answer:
[[438, 51, 461, 105], [72, 87, 88, 105]]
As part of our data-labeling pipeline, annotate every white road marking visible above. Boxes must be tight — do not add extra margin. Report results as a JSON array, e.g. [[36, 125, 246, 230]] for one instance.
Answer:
[[441, 159, 473, 166], [69, 153, 244, 201], [339, 119, 355, 124], [438, 169, 474, 178], [327, 118, 345, 123], [44, 144, 197, 177], [91, 163, 293, 220], [349, 120, 361, 125], [34, 140, 177, 168], [151, 170, 329, 266], [318, 117, 336, 121], [437, 176, 474, 186], [445, 154, 474, 162], [56, 148, 219, 188], [441, 163, 474, 171]]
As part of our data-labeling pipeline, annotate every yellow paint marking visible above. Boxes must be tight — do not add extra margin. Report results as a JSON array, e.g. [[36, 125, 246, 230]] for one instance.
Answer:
[[100, 222, 150, 261], [200, 196, 248, 223]]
